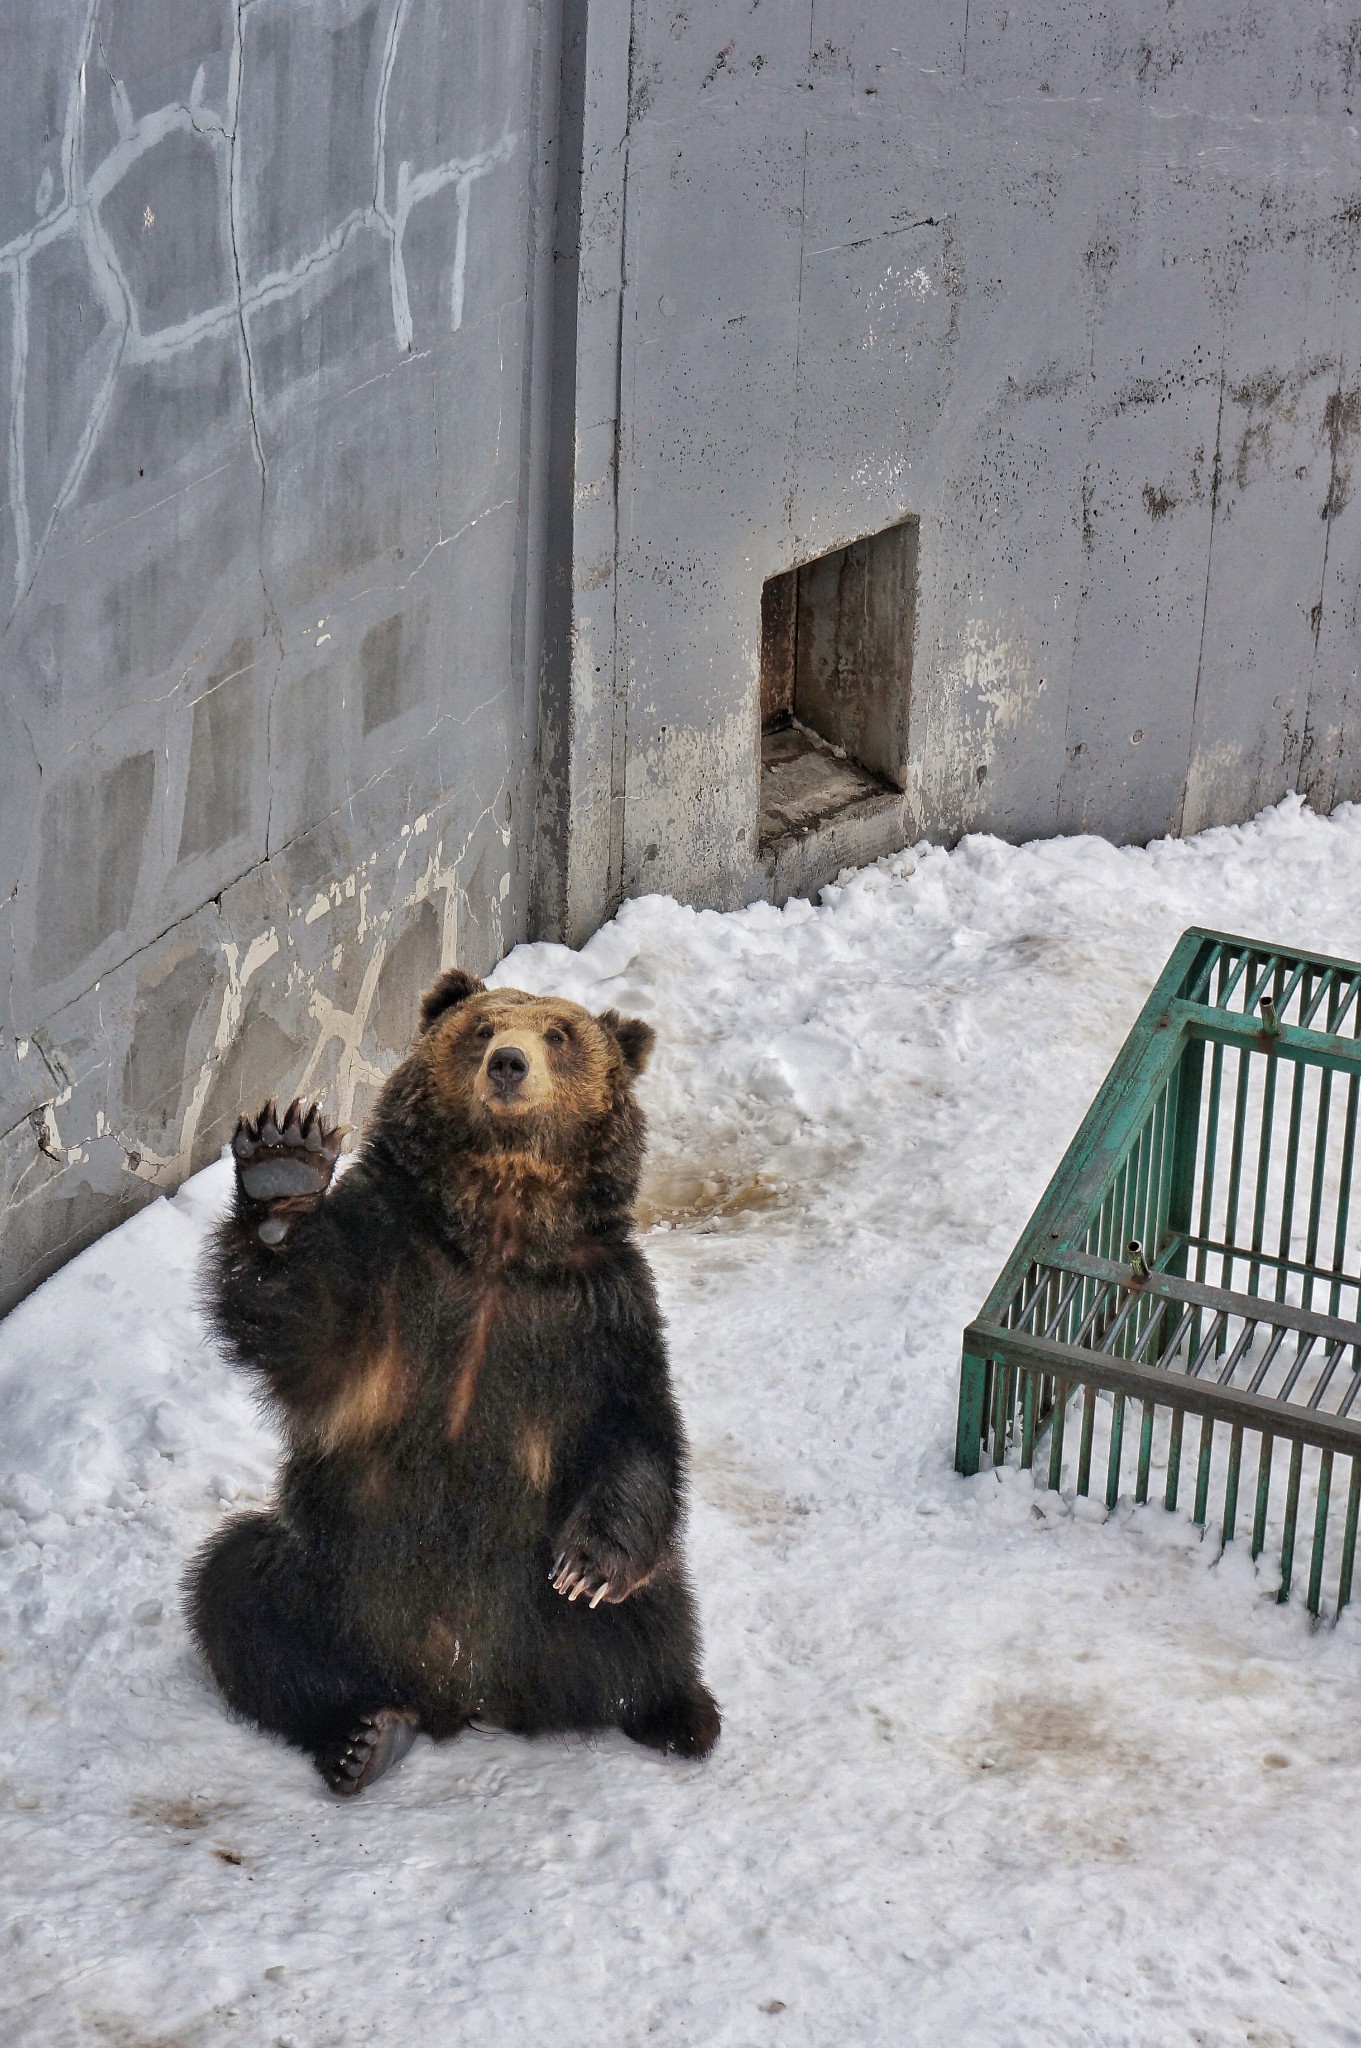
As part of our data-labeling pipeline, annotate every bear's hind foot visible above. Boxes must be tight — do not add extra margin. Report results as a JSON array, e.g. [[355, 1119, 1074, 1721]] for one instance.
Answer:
[[233, 1099, 347, 1245], [317, 1708, 420, 1796], [622, 1686, 721, 1760]]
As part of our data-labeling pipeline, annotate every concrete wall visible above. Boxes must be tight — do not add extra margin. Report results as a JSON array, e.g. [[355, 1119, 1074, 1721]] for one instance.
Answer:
[[0, 0, 559, 1310], [549, 0, 1361, 935], [5, 1, 1360, 1310]]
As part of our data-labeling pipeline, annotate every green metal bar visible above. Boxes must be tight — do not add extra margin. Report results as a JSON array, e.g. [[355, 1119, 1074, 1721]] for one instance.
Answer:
[[1077, 1383, 1097, 1497], [1248, 1043, 1279, 1296], [1252, 1435, 1274, 1558], [991, 1360, 1011, 1469], [1215, 945, 1254, 1013], [1195, 1042, 1224, 1285], [1338, 1457, 1361, 1611], [1308, 1448, 1333, 1617], [1279, 1438, 1304, 1602], [1166, 1408, 1185, 1512], [1048, 1382, 1069, 1491], [1021, 1370, 1038, 1470], [1157, 1056, 1180, 1243], [1184, 938, 1224, 1006], [1275, 1057, 1307, 1302], [1172, 1006, 1361, 1079], [1223, 1423, 1243, 1542], [955, 1349, 989, 1477], [1166, 1039, 1205, 1269], [1303, 1076, 1333, 1312], [1106, 1391, 1125, 1509], [1274, 955, 1311, 1027], [975, 1267, 1361, 1376], [1331, 1073, 1359, 1318], [1299, 963, 1337, 1030], [1132, 1100, 1156, 1262], [1108, 1160, 1129, 1265], [1222, 1045, 1252, 1295], [1136, 1399, 1155, 1504], [1193, 1414, 1214, 1525], [968, 1313, 1361, 1464], [1174, 1232, 1361, 1295], [1184, 929, 1361, 993]]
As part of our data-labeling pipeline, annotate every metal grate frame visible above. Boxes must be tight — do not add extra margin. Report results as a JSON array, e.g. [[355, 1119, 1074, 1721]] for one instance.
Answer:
[[956, 927, 1361, 1621]]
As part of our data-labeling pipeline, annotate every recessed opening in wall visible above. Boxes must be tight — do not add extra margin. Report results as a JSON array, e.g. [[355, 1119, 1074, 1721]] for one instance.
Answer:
[[758, 517, 918, 859]]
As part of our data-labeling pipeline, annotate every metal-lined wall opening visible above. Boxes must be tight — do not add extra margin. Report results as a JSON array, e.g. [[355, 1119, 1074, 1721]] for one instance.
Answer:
[[758, 520, 918, 861]]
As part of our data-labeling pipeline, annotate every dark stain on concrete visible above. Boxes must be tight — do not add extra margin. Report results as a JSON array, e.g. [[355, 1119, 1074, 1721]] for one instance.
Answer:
[[33, 752, 155, 988], [369, 897, 441, 1055], [121, 941, 221, 1142], [1322, 386, 1361, 521], [178, 639, 260, 860], [361, 602, 428, 736]]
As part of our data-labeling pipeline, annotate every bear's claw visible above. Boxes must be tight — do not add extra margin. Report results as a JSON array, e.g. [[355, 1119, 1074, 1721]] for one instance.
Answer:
[[232, 1099, 346, 1242], [318, 1708, 419, 1796], [551, 1540, 642, 1608]]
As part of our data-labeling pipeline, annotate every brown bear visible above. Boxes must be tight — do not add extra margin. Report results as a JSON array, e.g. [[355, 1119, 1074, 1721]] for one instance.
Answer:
[[185, 968, 720, 1794]]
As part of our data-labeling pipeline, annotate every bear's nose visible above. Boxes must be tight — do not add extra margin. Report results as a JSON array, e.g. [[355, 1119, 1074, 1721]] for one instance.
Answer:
[[486, 1044, 530, 1090]]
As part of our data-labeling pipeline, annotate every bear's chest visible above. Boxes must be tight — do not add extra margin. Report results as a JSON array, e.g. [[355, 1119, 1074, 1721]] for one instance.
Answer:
[[374, 1260, 598, 1497]]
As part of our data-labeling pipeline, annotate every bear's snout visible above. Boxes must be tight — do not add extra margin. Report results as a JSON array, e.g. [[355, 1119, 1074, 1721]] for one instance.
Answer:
[[473, 1029, 554, 1115], [486, 1045, 530, 1093]]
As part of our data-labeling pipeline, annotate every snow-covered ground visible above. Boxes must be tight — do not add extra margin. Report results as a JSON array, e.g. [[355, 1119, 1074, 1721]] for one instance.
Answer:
[[5, 797, 1361, 2048]]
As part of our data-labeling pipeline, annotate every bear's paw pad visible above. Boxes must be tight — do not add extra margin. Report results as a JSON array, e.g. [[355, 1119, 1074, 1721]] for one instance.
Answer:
[[318, 1708, 420, 1796], [233, 1099, 346, 1207]]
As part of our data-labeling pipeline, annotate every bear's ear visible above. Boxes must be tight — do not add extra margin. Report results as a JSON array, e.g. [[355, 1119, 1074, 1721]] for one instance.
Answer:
[[599, 1009, 656, 1075], [419, 968, 486, 1033]]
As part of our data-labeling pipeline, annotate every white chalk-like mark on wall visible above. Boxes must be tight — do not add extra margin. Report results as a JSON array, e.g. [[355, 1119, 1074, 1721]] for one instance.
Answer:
[[451, 171, 478, 332], [912, 613, 1042, 823], [127, 921, 280, 1188], [0, 0, 517, 613]]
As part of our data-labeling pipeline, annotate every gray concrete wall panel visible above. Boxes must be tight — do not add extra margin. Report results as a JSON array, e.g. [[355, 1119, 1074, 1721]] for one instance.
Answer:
[[4, 0, 1360, 1309], [548, 1, 1361, 932], [0, 0, 556, 1312]]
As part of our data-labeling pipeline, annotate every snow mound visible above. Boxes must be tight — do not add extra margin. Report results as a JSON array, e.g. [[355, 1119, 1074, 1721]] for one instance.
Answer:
[[3, 797, 1360, 2045]]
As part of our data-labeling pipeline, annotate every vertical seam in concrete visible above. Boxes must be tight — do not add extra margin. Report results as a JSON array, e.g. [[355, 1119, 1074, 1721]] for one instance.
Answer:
[[786, 5, 814, 535], [225, 0, 285, 865], [1179, 342, 1227, 837], [1300, 274, 1353, 799], [604, 0, 637, 917], [509, 3, 546, 730]]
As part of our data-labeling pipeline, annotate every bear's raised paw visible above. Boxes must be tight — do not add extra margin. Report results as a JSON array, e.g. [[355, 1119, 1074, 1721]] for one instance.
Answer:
[[232, 1099, 347, 1244]]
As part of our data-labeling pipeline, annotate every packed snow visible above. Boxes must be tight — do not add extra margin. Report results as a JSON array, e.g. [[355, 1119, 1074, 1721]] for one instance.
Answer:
[[5, 796, 1361, 2048]]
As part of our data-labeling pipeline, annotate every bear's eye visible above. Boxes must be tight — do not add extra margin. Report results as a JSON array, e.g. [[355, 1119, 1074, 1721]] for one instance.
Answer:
[[544, 1026, 568, 1048], [475, 1022, 495, 1040]]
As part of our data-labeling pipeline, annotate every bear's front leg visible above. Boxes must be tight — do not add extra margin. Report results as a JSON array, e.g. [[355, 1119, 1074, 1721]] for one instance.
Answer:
[[550, 1451, 676, 1609], [231, 1098, 346, 1246]]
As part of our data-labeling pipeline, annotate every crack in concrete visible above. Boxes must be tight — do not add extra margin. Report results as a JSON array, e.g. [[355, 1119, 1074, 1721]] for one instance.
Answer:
[[1179, 343, 1229, 836]]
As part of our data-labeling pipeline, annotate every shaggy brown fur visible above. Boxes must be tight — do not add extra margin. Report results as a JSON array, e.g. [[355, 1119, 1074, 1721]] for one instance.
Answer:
[[185, 970, 719, 1794]]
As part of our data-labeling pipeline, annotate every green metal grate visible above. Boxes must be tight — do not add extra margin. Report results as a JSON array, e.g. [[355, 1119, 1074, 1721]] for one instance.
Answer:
[[956, 927, 1361, 1621]]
